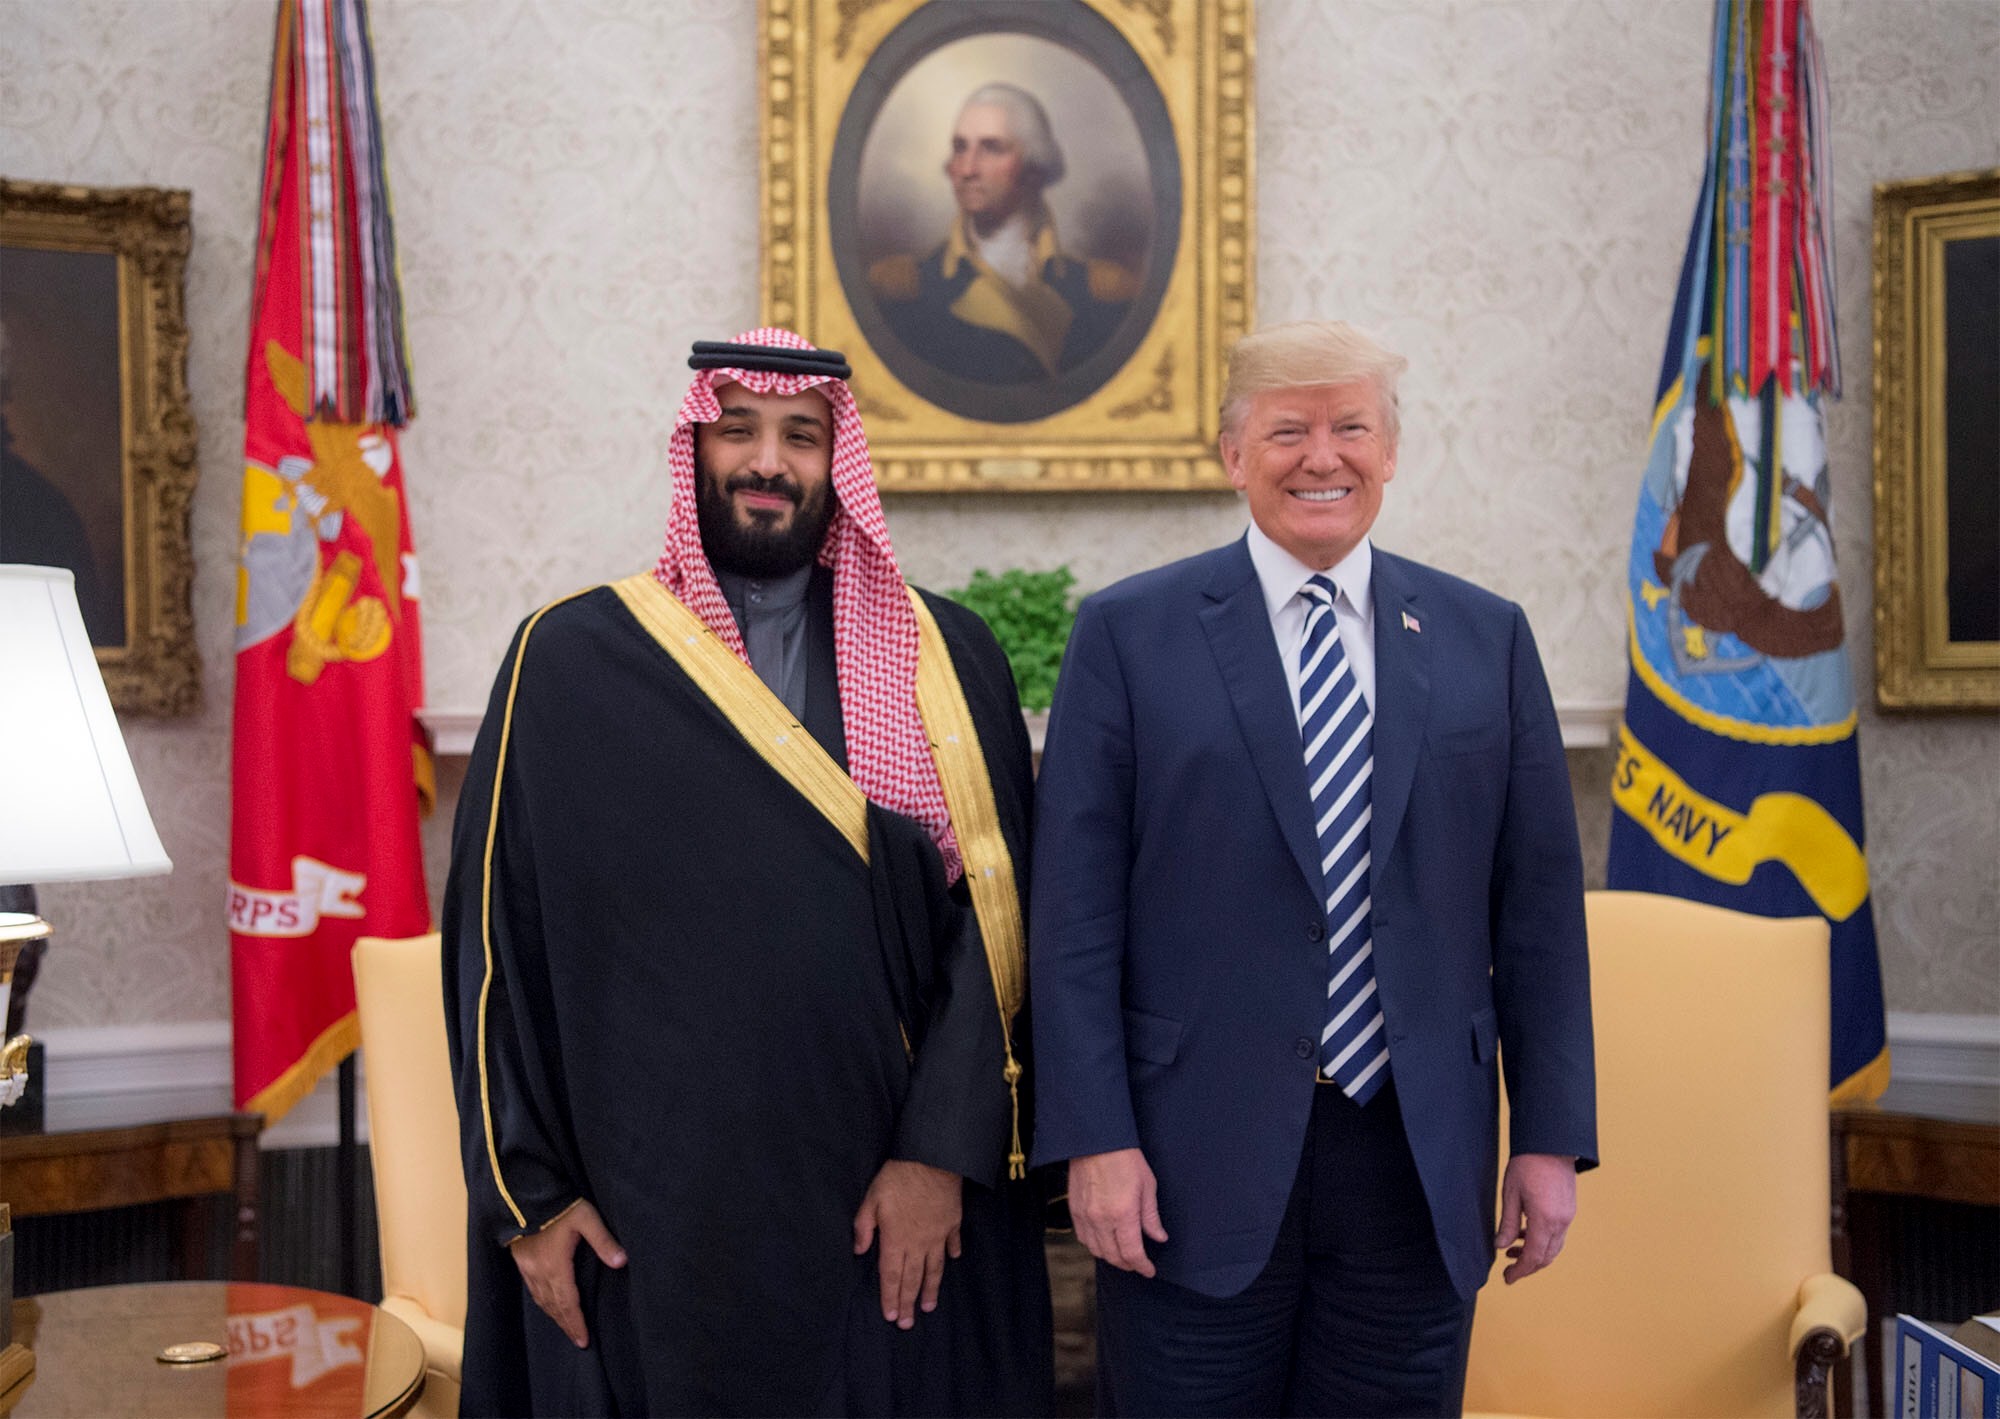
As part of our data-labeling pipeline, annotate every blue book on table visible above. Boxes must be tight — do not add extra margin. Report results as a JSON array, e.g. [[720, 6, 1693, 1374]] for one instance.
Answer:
[[1898, 1315, 2000, 1419]]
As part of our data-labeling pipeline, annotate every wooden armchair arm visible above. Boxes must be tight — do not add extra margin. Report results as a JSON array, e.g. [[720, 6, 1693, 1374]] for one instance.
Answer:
[[1791, 1272, 1866, 1419]]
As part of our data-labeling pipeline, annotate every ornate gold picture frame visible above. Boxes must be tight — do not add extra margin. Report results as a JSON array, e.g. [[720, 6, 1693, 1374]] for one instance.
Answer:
[[760, 0, 1252, 492], [1, 179, 198, 716], [1872, 168, 1999, 711]]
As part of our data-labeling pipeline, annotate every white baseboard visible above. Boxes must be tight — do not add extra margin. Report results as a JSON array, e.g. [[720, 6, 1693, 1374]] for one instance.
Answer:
[[34, 1021, 367, 1150], [1885, 1011, 2000, 1087], [1881, 1011, 2000, 1119], [31, 1009, 1997, 1150]]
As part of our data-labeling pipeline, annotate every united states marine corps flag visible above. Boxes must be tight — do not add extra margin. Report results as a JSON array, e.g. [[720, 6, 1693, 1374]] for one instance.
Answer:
[[1609, 0, 1887, 1101], [230, 0, 428, 1123]]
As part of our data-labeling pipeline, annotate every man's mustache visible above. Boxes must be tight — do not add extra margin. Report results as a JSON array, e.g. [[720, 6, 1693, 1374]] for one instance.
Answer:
[[725, 471, 802, 505]]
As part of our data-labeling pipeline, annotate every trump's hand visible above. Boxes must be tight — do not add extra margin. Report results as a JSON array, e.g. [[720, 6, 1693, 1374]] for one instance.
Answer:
[[853, 1159, 963, 1329], [1494, 1152, 1577, 1284], [508, 1200, 627, 1348], [1069, 1147, 1168, 1277]]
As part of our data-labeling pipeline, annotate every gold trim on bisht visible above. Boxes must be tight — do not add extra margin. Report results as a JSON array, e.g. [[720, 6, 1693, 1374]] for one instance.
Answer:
[[475, 588, 593, 1230], [908, 589, 1031, 1180]]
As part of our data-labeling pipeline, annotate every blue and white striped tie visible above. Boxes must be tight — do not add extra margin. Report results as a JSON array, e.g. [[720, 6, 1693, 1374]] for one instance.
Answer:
[[1298, 576, 1390, 1103]]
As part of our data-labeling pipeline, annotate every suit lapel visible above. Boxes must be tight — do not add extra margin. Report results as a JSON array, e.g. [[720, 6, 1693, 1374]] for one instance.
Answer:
[[1369, 551, 1430, 871], [1198, 538, 1324, 900]]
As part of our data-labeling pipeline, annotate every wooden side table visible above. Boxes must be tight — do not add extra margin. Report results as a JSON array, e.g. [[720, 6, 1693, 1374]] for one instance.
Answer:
[[0, 1109, 263, 1281]]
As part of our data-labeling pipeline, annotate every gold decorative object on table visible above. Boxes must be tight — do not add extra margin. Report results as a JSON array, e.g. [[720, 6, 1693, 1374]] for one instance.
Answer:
[[155, 1341, 227, 1365], [0, 178, 198, 716], [0, 919, 43, 1110], [1872, 167, 2000, 710], [760, 0, 1254, 491]]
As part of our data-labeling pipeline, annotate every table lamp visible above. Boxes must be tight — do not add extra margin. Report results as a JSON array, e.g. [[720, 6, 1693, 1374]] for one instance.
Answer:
[[0, 563, 172, 1403]]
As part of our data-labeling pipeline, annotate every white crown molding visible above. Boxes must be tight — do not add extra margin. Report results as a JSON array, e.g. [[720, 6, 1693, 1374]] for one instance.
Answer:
[[423, 700, 1628, 757], [29, 1010, 1996, 1152]]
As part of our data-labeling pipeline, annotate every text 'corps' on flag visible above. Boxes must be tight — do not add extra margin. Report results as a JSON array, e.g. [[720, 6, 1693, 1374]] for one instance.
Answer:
[[1608, 0, 1887, 1102], [230, 0, 429, 1123]]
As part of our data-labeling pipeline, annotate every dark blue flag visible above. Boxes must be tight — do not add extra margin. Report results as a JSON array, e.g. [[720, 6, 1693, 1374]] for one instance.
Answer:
[[1608, 0, 1887, 1102]]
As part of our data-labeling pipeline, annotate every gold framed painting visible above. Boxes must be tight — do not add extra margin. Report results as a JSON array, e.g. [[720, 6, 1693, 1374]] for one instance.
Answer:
[[1872, 168, 1999, 711], [1, 178, 199, 716], [760, 0, 1253, 492]]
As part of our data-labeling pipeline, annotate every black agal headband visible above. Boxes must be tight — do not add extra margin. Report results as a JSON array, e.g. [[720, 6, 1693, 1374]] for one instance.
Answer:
[[688, 341, 852, 380]]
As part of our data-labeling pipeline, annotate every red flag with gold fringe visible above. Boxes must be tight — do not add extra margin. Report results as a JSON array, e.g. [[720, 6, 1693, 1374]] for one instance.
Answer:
[[229, 0, 428, 1123]]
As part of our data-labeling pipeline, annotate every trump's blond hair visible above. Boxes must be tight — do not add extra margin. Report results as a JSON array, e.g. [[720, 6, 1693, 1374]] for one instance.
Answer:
[[1220, 321, 1409, 442]]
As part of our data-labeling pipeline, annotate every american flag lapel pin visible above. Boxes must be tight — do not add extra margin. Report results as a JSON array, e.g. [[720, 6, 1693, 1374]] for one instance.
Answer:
[[1402, 610, 1422, 633]]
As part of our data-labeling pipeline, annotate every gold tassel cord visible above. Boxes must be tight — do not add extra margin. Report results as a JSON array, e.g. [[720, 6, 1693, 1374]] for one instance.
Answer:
[[908, 590, 1031, 1180]]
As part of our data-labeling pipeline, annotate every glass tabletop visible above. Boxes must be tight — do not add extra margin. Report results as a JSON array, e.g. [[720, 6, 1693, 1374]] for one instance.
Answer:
[[5, 1281, 423, 1419]]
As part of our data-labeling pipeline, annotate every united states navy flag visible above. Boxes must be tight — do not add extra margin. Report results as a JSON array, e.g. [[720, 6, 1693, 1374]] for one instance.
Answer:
[[1608, 0, 1888, 1102]]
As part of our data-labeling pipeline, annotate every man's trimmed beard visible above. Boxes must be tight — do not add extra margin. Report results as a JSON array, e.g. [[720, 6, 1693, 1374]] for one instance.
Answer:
[[694, 457, 836, 578]]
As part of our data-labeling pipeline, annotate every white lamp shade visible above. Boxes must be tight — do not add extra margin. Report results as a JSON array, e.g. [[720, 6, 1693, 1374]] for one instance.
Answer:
[[0, 564, 171, 882]]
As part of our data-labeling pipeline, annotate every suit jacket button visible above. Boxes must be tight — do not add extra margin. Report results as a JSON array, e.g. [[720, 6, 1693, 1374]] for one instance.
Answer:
[[1307, 922, 1324, 941], [1294, 1038, 1314, 1060]]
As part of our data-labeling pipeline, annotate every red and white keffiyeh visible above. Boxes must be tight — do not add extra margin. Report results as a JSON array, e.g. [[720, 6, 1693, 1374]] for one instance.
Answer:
[[654, 326, 961, 881]]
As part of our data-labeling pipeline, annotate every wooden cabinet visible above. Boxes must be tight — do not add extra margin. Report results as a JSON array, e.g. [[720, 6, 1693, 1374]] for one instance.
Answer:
[[1, 1109, 262, 1282]]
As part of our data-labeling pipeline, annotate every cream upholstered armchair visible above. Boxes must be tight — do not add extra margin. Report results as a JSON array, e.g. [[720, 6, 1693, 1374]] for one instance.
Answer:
[[1464, 891, 1865, 1419], [354, 932, 466, 1419]]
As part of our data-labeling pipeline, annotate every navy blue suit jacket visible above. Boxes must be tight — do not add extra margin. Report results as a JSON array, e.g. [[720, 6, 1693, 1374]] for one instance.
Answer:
[[1029, 536, 1597, 1300]]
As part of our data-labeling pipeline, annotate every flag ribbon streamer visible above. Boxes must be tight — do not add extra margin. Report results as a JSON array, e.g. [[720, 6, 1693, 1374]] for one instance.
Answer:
[[250, 0, 413, 426]]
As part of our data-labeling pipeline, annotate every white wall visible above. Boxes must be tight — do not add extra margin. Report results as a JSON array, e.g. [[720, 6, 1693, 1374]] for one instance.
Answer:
[[3, 0, 1996, 1030]]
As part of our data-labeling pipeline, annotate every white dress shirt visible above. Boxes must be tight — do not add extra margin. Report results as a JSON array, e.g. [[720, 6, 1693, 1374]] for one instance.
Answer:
[[1244, 522, 1377, 729]]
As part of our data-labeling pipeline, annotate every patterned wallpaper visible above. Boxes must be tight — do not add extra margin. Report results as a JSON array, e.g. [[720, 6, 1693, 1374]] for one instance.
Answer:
[[3, 0, 1996, 1028]]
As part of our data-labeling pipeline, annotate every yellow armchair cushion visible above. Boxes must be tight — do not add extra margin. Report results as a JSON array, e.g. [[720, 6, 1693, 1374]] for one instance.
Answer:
[[354, 932, 467, 1394]]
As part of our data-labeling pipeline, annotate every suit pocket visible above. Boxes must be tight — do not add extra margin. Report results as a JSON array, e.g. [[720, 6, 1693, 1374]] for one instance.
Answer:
[[1429, 721, 1507, 759], [1470, 1006, 1499, 1064], [1123, 1007, 1184, 1066]]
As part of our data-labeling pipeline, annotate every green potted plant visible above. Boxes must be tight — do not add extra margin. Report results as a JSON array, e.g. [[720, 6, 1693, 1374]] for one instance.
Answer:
[[943, 567, 1078, 716]]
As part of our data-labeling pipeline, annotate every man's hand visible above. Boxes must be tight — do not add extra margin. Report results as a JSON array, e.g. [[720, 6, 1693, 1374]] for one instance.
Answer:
[[853, 1159, 962, 1329], [1069, 1147, 1168, 1278], [507, 1199, 627, 1348], [1494, 1152, 1577, 1284]]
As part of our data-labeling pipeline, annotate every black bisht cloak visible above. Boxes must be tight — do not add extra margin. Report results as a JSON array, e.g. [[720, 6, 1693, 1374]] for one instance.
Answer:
[[442, 581, 1053, 1416]]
